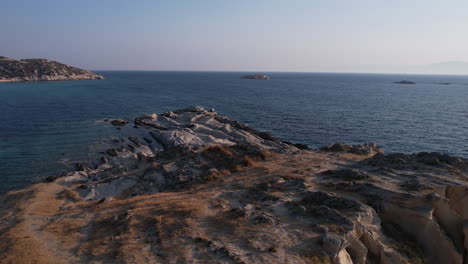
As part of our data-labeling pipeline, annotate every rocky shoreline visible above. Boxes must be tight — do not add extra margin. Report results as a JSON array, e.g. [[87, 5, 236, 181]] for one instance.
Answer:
[[1, 106, 467, 264], [0, 57, 103, 82]]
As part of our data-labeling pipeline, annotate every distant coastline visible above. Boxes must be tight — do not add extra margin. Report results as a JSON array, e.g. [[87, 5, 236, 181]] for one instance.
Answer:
[[0, 57, 104, 82]]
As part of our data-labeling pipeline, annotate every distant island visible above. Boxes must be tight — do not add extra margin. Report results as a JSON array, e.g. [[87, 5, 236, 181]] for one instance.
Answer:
[[0, 56, 104, 82], [393, 80, 416, 85], [241, 73, 272, 80]]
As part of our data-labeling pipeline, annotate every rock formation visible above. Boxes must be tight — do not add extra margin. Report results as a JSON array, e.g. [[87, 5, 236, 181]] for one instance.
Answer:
[[241, 74, 272, 80], [393, 80, 416, 85], [110, 119, 129, 127], [0, 56, 103, 82], [1, 106, 467, 264]]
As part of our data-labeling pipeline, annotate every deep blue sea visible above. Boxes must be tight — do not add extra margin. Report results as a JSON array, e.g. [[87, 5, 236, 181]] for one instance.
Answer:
[[1, 72, 468, 194]]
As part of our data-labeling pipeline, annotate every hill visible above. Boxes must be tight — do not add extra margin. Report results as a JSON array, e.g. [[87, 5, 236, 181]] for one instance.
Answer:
[[0, 57, 103, 82]]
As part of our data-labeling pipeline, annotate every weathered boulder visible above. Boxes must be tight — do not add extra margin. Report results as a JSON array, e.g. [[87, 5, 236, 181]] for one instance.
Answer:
[[110, 119, 129, 127]]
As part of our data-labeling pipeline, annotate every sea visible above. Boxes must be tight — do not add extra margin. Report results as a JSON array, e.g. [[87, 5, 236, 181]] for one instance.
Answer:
[[1, 71, 467, 194]]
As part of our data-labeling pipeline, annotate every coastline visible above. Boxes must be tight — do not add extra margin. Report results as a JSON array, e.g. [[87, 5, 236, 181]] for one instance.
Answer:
[[0, 75, 104, 83], [0, 57, 104, 82], [1, 106, 467, 263]]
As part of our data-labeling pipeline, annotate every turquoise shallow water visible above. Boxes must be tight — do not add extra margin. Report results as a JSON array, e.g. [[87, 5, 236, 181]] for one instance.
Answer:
[[1, 71, 468, 194]]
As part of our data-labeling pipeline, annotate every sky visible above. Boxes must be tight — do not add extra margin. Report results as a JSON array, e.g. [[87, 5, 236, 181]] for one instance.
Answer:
[[1, 0, 468, 73]]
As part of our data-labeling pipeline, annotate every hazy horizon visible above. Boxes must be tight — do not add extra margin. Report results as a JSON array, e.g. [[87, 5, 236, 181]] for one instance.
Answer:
[[2, 0, 468, 74]]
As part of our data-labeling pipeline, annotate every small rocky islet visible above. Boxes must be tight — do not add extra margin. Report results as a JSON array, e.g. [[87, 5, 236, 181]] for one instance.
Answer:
[[1, 106, 468, 264], [241, 73, 272, 80], [393, 80, 416, 84], [0, 56, 103, 82]]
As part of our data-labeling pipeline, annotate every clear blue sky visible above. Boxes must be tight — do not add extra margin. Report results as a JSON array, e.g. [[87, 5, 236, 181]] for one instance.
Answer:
[[1, 0, 468, 73]]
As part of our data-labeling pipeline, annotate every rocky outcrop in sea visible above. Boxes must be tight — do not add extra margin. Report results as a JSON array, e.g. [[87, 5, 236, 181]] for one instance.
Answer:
[[0, 56, 103, 82], [241, 74, 272, 80], [393, 80, 416, 84], [1, 106, 467, 264]]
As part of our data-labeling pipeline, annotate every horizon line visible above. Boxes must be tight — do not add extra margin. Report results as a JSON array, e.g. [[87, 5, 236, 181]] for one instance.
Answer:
[[90, 69, 468, 77]]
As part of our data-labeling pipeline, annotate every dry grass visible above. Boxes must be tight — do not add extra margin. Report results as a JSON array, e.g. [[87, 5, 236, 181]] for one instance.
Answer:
[[0, 153, 324, 263], [0, 232, 61, 264], [1, 149, 442, 264], [56, 188, 81, 202], [0, 184, 72, 264], [200, 145, 272, 175]]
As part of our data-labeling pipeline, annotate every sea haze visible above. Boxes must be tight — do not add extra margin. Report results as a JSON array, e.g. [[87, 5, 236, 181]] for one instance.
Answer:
[[0, 71, 467, 194]]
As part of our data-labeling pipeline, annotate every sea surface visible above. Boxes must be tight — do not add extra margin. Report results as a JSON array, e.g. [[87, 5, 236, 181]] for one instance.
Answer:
[[1, 72, 468, 194]]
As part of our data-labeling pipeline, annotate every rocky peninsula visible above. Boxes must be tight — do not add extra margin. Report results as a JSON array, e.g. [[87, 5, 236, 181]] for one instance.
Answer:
[[1, 106, 467, 264], [0, 56, 103, 82]]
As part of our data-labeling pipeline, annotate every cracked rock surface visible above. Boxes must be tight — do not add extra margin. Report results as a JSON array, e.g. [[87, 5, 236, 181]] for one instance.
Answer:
[[1, 106, 467, 264]]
